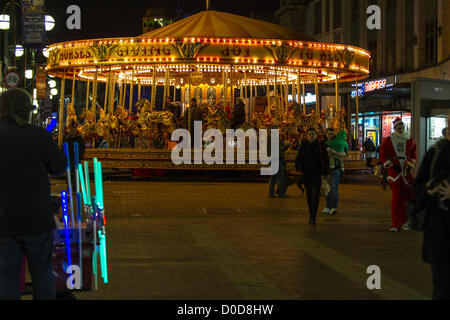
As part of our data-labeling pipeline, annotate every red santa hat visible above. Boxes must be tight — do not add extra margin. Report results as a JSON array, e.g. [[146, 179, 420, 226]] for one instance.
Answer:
[[393, 117, 404, 128]]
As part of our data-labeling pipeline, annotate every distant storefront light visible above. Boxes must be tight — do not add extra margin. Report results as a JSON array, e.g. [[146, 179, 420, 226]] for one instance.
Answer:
[[0, 14, 10, 30], [15, 45, 24, 57]]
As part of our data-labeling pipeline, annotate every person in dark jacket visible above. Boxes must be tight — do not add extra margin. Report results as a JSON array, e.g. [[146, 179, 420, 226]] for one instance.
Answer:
[[183, 98, 203, 130], [0, 88, 66, 300], [295, 128, 330, 226], [363, 136, 376, 167], [413, 126, 450, 300], [232, 98, 246, 129], [268, 126, 290, 198]]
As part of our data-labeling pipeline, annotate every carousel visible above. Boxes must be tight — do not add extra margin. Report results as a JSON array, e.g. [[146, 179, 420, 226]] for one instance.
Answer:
[[46, 7, 370, 171]]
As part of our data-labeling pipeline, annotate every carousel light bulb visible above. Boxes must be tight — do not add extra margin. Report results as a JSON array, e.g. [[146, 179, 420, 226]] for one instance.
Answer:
[[50, 88, 58, 96], [42, 46, 50, 58]]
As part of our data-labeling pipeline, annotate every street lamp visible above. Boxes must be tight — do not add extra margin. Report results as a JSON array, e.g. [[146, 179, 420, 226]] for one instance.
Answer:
[[42, 46, 49, 58], [15, 45, 24, 57], [44, 15, 55, 31], [48, 80, 56, 88], [25, 69, 33, 79], [0, 14, 10, 30]]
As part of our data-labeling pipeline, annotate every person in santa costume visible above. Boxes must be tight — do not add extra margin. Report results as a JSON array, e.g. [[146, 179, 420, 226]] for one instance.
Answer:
[[379, 117, 418, 232]]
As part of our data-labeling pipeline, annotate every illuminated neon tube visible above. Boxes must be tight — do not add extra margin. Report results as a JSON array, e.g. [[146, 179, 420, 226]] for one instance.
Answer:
[[61, 191, 72, 267], [63, 142, 75, 227]]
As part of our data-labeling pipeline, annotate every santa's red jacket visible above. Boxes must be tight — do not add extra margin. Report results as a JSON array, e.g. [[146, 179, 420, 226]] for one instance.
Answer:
[[379, 134, 417, 184]]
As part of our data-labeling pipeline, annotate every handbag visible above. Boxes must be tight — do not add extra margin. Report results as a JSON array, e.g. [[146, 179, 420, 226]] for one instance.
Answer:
[[407, 142, 442, 231], [407, 201, 428, 231], [320, 175, 331, 197]]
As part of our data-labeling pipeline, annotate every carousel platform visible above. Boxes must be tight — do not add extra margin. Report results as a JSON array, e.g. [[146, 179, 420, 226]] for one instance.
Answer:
[[83, 149, 371, 173]]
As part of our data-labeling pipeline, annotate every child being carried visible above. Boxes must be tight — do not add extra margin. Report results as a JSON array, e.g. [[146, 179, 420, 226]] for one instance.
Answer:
[[326, 130, 349, 172]]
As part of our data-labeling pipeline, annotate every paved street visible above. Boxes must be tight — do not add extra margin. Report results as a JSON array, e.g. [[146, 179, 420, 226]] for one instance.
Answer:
[[50, 174, 432, 300]]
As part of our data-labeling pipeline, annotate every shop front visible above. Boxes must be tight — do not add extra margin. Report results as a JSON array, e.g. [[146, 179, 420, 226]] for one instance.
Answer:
[[351, 111, 411, 151], [412, 78, 450, 162]]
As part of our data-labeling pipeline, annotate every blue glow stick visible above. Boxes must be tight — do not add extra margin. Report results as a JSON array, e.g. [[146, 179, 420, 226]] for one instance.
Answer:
[[61, 191, 72, 268], [46, 119, 57, 132], [76, 192, 83, 289], [74, 143, 83, 287], [92, 196, 98, 290], [63, 143, 75, 227]]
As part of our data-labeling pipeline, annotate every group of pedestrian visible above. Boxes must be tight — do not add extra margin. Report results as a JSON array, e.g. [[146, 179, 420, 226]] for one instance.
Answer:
[[268, 127, 346, 226]]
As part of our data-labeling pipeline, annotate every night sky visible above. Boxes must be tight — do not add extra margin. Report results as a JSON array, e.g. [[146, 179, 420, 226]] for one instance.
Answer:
[[44, 0, 280, 44]]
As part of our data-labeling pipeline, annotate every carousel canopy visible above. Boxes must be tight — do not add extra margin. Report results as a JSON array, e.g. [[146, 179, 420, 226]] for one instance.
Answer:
[[46, 9, 370, 86], [139, 10, 315, 41]]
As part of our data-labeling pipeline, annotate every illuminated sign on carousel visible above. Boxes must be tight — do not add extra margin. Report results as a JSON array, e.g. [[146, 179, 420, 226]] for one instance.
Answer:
[[46, 37, 370, 84]]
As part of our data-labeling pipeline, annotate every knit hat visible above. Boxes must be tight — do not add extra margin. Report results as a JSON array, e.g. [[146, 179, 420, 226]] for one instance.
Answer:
[[0, 88, 34, 125], [393, 117, 404, 128]]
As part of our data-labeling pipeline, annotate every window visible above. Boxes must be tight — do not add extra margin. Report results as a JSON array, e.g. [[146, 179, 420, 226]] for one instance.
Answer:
[[333, 0, 342, 28], [333, 31, 342, 43], [351, 0, 359, 22], [384, 0, 396, 73], [404, 0, 414, 71], [350, 0, 360, 45], [367, 11, 377, 75], [425, 19, 438, 66], [314, 1, 323, 35], [424, 0, 438, 66]]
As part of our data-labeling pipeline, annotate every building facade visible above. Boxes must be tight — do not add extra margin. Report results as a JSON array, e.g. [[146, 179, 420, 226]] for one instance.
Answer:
[[142, 4, 174, 34], [276, 0, 450, 155]]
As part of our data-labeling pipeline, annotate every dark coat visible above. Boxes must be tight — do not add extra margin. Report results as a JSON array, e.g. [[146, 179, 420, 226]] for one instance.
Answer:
[[232, 102, 246, 127], [413, 139, 450, 266], [0, 118, 66, 237], [363, 139, 376, 152], [183, 104, 203, 130], [295, 139, 330, 185]]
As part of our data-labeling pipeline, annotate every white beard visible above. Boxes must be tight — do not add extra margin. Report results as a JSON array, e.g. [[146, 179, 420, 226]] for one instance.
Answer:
[[392, 131, 409, 140]]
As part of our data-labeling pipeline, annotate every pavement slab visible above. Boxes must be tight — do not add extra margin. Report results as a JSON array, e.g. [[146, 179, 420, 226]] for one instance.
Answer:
[[45, 175, 433, 300]]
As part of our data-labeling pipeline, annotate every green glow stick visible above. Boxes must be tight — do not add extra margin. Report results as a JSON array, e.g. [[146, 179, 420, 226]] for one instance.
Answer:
[[97, 161, 104, 209], [78, 163, 87, 206], [84, 161, 91, 206], [99, 229, 108, 283]]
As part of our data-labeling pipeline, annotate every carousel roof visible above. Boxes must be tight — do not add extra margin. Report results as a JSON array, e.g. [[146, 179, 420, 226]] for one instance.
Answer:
[[139, 10, 315, 41]]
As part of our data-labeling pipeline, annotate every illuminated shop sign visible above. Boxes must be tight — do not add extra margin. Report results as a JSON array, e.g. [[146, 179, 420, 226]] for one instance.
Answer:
[[352, 77, 396, 98], [365, 79, 387, 93]]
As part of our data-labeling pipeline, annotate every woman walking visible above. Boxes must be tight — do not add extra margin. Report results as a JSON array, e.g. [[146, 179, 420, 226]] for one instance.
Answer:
[[295, 128, 330, 226], [413, 126, 450, 300]]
